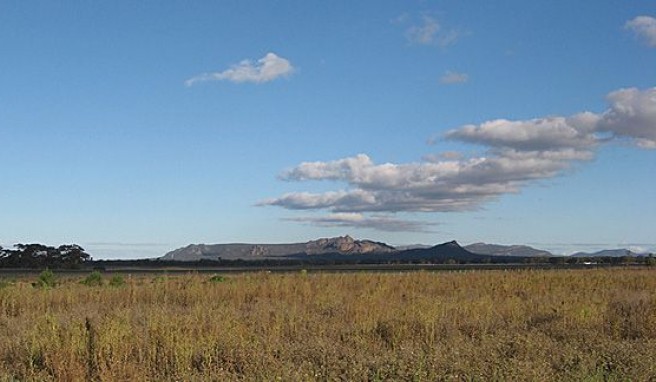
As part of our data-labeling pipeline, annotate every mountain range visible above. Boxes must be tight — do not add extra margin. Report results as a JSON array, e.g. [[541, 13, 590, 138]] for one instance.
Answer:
[[161, 235, 396, 261], [160, 236, 549, 263], [161, 236, 651, 262], [161, 237, 493, 263]]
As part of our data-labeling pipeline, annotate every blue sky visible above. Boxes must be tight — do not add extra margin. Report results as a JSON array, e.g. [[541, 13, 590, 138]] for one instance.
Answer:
[[1, 1, 655, 258]]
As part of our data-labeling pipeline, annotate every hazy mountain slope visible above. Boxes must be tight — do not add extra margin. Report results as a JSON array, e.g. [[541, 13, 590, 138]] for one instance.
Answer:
[[465, 243, 552, 257], [571, 249, 646, 257]]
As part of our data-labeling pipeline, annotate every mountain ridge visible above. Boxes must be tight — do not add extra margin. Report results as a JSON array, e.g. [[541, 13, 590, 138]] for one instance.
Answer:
[[464, 242, 553, 257], [161, 236, 652, 262], [162, 235, 396, 261]]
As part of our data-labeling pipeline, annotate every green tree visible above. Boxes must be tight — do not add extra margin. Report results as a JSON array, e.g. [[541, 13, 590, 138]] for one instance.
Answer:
[[0, 243, 91, 269]]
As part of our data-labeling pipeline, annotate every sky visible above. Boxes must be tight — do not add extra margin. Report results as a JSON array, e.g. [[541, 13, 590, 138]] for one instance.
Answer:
[[1, 1, 655, 259]]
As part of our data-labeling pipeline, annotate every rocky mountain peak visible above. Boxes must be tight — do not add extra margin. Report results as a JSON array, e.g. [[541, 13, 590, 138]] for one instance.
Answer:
[[442, 240, 462, 248], [306, 235, 395, 254]]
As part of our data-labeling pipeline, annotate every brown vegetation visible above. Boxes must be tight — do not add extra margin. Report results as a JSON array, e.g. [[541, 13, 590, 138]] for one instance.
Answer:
[[0, 269, 655, 381]]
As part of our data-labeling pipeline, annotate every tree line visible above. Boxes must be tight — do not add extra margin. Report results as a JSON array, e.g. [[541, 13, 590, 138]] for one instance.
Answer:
[[0, 244, 91, 269]]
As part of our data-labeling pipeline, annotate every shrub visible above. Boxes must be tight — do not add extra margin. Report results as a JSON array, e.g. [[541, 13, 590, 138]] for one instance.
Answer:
[[152, 275, 167, 283], [81, 271, 104, 287], [109, 275, 126, 287], [33, 269, 57, 289], [208, 274, 226, 283]]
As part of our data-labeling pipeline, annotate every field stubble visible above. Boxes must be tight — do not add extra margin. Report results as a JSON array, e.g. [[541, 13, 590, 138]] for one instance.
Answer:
[[0, 269, 655, 381]]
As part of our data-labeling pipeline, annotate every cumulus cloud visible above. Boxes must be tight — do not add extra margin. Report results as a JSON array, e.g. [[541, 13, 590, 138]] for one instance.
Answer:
[[445, 113, 601, 152], [261, 87, 656, 232], [185, 52, 294, 86], [263, 149, 589, 214], [444, 88, 656, 150], [285, 213, 437, 233], [626, 16, 656, 47], [598, 87, 656, 148], [402, 14, 460, 47], [440, 71, 469, 85], [259, 189, 377, 211]]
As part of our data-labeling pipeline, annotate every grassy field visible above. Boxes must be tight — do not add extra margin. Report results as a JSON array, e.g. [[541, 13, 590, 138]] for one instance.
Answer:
[[0, 268, 655, 381]]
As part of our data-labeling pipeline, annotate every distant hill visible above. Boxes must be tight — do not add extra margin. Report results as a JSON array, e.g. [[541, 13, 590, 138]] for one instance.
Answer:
[[161, 235, 396, 261], [571, 249, 646, 257], [465, 243, 552, 257], [393, 241, 491, 263]]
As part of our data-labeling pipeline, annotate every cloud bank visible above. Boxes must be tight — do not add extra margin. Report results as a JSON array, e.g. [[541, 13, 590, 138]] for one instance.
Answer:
[[261, 87, 656, 232], [626, 15, 656, 47], [186, 52, 294, 86]]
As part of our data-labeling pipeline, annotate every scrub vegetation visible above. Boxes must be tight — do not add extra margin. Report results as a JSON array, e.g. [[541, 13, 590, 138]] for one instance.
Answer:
[[0, 269, 655, 381]]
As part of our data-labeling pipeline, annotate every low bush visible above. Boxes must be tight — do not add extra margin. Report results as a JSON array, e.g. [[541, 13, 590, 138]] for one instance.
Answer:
[[32, 269, 56, 289], [109, 275, 126, 287], [208, 274, 226, 283], [81, 271, 104, 287]]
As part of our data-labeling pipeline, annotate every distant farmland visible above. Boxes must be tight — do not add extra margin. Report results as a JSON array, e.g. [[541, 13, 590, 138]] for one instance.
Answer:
[[0, 268, 655, 380]]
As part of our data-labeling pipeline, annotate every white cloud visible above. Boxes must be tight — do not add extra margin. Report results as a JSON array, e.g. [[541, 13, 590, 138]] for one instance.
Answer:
[[261, 87, 656, 232], [405, 15, 440, 45], [185, 52, 294, 86], [436, 29, 461, 48], [598, 87, 656, 148], [285, 213, 437, 233], [444, 88, 656, 151], [440, 71, 469, 84], [402, 14, 461, 47], [444, 113, 600, 152], [259, 189, 377, 211], [626, 16, 656, 47], [263, 148, 591, 214]]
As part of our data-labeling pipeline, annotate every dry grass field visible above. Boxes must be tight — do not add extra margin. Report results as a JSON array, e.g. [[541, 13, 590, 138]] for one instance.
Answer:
[[0, 268, 655, 381]]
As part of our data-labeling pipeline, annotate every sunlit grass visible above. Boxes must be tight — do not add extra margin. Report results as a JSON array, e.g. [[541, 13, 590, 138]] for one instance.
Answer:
[[0, 269, 654, 380]]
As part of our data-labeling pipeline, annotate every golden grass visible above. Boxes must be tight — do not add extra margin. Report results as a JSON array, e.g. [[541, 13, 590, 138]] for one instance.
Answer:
[[0, 269, 655, 381]]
